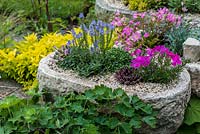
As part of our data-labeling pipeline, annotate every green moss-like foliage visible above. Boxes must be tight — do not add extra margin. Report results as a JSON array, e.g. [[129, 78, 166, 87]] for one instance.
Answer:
[[56, 47, 132, 77]]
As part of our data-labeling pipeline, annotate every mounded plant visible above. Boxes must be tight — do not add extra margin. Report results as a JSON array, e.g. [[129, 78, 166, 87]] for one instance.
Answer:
[[0, 32, 79, 89], [111, 7, 182, 51], [54, 15, 132, 77]]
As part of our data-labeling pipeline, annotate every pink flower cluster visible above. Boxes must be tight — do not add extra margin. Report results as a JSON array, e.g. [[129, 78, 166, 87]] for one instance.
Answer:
[[111, 8, 182, 51], [131, 45, 182, 69], [153, 7, 182, 25]]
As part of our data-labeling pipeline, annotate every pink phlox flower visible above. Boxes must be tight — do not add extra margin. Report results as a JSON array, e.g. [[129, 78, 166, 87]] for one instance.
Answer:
[[144, 32, 149, 38], [125, 38, 132, 47], [111, 17, 124, 26], [133, 13, 139, 19], [146, 48, 154, 57], [131, 56, 151, 69], [139, 12, 146, 18], [171, 54, 182, 66], [115, 10, 120, 16], [131, 31, 141, 42], [176, 16, 182, 26], [166, 51, 182, 66], [166, 13, 176, 23], [129, 20, 134, 25], [131, 49, 142, 57], [122, 26, 133, 36], [134, 21, 140, 26], [153, 45, 169, 55], [158, 7, 169, 15]]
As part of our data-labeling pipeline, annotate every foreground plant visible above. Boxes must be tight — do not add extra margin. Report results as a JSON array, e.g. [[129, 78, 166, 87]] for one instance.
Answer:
[[130, 45, 183, 83], [0, 85, 157, 134]]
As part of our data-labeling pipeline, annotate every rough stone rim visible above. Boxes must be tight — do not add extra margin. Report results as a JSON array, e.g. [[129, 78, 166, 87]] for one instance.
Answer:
[[37, 53, 191, 101]]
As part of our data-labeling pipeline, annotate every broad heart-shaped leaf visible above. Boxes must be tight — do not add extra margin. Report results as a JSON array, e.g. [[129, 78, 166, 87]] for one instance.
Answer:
[[113, 88, 125, 98], [140, 104, 153, 115], [105, 117, 120, 129], [129, 117, 142, 128], [83, 124, 99, 134], [142, 116, 156, 128], [184, 97, 200, 125], [114, 103, 135, 117], [120, 122, 132, 134], [70, 102, 84, 113]]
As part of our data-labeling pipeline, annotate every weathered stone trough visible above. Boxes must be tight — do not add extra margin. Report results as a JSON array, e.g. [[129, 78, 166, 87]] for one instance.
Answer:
[[37, 52, 191, 134]]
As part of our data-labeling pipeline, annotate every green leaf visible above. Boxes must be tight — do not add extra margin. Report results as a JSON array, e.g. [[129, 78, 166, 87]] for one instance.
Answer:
[[0, 127, 5, 134], [83, 124, 99, 134], [129, 117, 142, 128], [142, 116, 156, 128], [71, 102, 84, 113], [184, 97, 200, 125], [120, 122, 132, 134], [105, 117, 120, 129], [114, 103, 134, 117], [113, 88, 124, 97], [140, 104, 153, 114], [0, 96, 22, 109]]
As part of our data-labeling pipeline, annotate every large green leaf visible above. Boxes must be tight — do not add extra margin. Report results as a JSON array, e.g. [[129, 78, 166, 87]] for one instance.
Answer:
[[184, 97, 200, 125]]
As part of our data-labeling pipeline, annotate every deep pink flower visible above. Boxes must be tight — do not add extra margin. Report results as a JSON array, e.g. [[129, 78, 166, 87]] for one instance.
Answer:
[[131, 56, 151, 69], [153, 45, 169, 54], [146, 48, 154, 57], [166, 51, 182, 66], [131, 49, 142, 56]]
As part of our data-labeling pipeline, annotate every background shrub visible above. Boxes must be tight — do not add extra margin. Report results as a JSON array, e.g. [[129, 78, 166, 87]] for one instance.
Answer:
[[0, 0, 94, 34]]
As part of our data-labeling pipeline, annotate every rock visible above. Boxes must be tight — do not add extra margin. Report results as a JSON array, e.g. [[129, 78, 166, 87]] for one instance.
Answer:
[[37, 53, 191, 134], [185, 62, 200, 97], [95, 0, 133, 21], [183, 38, 200, 62]]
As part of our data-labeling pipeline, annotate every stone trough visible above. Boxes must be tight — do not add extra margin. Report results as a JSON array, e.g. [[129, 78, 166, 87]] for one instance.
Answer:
[[37, 53, 191, 134]]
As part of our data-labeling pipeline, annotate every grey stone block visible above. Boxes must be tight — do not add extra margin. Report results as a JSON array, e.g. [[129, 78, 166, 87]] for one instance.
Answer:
[[183, 38, 200, 62]]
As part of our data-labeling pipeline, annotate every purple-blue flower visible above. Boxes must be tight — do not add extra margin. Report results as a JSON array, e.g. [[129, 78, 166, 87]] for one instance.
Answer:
[[79, 13, 84, 19]]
